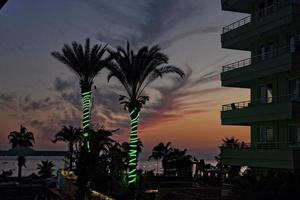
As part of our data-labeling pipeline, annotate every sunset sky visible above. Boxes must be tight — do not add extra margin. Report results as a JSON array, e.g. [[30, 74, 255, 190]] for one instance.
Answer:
[[0, 0, 251, 160]]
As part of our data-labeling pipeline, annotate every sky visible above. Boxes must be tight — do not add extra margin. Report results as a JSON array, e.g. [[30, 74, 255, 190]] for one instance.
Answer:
[[0, 0, 251, 160]]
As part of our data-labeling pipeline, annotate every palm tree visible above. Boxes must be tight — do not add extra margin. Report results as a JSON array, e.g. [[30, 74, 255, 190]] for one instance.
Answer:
[[149, 142, 172, 175], [37, 160, 55, 178], [53, 125, 81, 170], [8, 125, 35, 149], [222, 136, 240, 149], [167, 148, 193, 177], [74, 127, 116, 199], [107, 42, 185, 186], [220, 137, 241, 176], [149, 142, 173, 175], [52, 39, 111, 200], [17, 156, 26, 178], [51, 38, 111, 153]]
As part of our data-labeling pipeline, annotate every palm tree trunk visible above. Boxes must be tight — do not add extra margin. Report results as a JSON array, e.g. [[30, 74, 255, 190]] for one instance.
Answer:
[[81, 90, 92, 152], [69, 142, 74, 170], [128, 107, 140, 187], [75, 90, 92, 200], [157, 159, 159, 175], [18, 166, 22, 178]]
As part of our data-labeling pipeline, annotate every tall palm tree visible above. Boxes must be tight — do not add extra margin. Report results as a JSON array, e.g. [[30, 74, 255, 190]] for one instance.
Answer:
[[51, 38, 111, 153], [17, 156, 26, 178], [37, 160, 55, 178], [149, 142, 172, 175], [8, 125, 35, 149], [52, 39, 111, 200], [107, 42, 185, 186], [53, 125, 81, 170]]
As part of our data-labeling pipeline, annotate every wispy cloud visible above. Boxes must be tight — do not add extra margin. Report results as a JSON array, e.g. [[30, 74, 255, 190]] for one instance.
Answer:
[[0, 64, 223, 140], [89, 0, 217, 48]]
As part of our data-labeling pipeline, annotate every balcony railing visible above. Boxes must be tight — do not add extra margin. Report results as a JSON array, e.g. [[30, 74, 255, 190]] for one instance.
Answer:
[[221, 142, 300, 150], [222, 2, 300, 34], [222, 43, 300, 72], [222, 94, 300, 111]]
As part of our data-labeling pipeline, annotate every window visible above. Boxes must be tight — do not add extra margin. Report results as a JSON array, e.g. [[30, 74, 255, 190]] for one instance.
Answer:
[[288, 124, 300, 146], [267, 84, 273, 103], [290, 36, 295, 53], [258, 126, 273, 143], [260, 45, 265, 61], [266, 127, 274, 142], [267, 43, 274, 58], [259, 2, 265, 18], [257, 84, 273, 104], [288, 78, 300, 100]]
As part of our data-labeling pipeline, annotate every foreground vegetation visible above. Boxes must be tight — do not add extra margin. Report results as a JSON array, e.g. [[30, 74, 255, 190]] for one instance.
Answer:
[[3, 127, 300, 199]]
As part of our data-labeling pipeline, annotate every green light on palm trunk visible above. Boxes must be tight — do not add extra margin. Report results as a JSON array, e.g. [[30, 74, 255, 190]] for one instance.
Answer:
[[81, 91, 92, 152], [127, 107, 140, 186]]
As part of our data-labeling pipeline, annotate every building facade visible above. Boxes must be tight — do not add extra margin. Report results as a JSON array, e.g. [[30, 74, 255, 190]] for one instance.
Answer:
[[220, 0, 300, 170]]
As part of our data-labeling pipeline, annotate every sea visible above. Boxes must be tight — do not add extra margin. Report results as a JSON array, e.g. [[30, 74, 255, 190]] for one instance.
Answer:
[[0, 156, 216, 177]]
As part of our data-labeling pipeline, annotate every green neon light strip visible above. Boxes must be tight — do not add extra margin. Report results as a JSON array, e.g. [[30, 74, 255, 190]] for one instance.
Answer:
[[83, 133, 89, 137], [127, 108, 140, 186], [81, 91, 92, 152], [87, 141, 90, 151], [128, 178, 136, 184]]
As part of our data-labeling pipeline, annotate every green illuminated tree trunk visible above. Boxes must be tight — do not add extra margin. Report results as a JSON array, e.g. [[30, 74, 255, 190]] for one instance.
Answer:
[[81, 90, 92, 152], [75, 90, 93, 200], [128, 107, 140, 186]]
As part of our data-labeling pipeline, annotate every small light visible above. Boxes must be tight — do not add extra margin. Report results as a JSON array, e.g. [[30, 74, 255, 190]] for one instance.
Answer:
[[200, 171, 204, 177], [145, 189, 159, 193]]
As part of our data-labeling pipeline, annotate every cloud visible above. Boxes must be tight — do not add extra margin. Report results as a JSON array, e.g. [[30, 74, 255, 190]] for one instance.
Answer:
[[0, 93, 15, 102], [54, 77, 77, 91], [91, 0, 215, 48], [139, 65, 222, 130], [0, 48, 228, 141]]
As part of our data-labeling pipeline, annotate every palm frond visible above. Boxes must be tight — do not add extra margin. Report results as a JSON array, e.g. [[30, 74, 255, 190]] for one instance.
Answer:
[[51, 38, 111, 92], [107, 42, 185, 110]]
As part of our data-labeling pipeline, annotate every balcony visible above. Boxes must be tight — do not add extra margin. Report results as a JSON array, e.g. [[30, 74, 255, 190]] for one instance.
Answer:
[[221, 95, 300, 125], [221, 45, 300, 88], [222, 2, 300, 50], [221, 0, 252, 13], [220, 142, 300, 169]]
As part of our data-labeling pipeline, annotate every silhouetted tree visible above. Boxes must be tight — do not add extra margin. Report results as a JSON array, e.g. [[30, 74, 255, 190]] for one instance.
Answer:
[[0, 170, 13, 178], [220, 137, 241, 176], [8, 125, 35, 148], [149, 142, 172, 175], [165, 148, 193, 177], [107, 43, 184, 186], [51, 39, 111, 200], [37, 160, 55, 178], [75, 128, 116, 199], [222, 136, 240, 149], [17, 156, 26, 178], [53, 125, 81, 170], [193, 157, 206, 178], [150, 142, 173, 175]]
